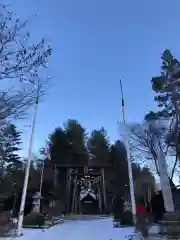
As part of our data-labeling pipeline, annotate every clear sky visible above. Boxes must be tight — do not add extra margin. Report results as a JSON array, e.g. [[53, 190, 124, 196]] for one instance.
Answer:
[[4, 0, 180, 156]]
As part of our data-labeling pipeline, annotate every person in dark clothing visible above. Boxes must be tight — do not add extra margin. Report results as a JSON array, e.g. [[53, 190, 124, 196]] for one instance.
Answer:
[[151, 191, 166, 235], [146, 202, 152, 213], [146, 201, 153, 230], [112, 196, 124, 227], [135, 197, 149, 238], [151, 191, 165, 223]]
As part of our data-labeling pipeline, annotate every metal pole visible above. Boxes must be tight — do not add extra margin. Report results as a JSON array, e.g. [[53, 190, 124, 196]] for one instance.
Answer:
[[17, 95, 39, 236], [119, 79, 136, 224]]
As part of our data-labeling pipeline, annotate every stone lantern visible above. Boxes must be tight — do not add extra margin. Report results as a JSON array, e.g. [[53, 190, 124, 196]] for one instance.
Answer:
[[32, 192, 43, 213]]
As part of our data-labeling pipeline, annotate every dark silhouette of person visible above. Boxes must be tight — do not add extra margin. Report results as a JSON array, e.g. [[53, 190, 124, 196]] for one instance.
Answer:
[[151, 191, 165, 223], [112, 196, 124, 221], [136, 197, 149, 238], [146, 202, 152, 213]]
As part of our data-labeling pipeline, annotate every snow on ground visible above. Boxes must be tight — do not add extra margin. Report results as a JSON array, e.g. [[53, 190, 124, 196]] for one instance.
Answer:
[[6, 217, 159, 240]]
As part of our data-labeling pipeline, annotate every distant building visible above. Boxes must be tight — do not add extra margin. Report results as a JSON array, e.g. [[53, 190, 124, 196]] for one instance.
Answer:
[[80, 189, 98, 214]]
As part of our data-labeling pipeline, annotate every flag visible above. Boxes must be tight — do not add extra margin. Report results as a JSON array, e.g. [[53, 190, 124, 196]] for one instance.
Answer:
[[44, 142, 51, 160]]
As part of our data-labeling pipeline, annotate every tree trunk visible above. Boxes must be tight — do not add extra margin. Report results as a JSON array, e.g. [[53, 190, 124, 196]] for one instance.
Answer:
[[101, 168, 107, 212]]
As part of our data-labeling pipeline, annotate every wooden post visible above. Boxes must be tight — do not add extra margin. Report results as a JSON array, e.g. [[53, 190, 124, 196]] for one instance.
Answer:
[[71, 177, 75, 212], [71, 174, 77, 213], [66, 168, 72, 213], [101, 168, 107, 212], [65, 168, 69, 212], [98, 176, 102, 213], [84, 166, 88, 174], [74, 178, 78, 213], [79, 189, 81, 214], [74, 189, 77, 214]]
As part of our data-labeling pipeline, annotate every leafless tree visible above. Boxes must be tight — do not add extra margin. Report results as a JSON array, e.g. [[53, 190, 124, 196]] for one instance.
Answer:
[[126, 121, 169, 176], [0, 4, 52, 121]]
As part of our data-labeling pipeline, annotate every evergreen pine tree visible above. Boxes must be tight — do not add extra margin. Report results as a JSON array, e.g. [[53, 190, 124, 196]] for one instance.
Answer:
[[0, 124, 21, 168]]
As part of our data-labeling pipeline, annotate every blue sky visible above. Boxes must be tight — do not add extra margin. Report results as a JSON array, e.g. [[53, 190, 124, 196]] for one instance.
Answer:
[[4, 0, 180, 156]]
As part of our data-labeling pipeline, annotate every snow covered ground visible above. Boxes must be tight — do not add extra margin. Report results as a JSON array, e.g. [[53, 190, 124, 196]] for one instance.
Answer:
[[5, 217, 159, 240]]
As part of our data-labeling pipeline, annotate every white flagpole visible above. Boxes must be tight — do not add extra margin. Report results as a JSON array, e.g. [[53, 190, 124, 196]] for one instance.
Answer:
[[119, 79, 136, 224], [17, 95, 39, 236]]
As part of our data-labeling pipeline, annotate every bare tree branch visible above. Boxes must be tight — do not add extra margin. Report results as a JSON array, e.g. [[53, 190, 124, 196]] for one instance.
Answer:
[[0, 4, 52, 121], [0, 5, 51, 82], [125, 122, 168, 175]]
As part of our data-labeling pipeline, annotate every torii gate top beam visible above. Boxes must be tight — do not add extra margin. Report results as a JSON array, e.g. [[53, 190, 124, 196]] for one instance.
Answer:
[[55, 163, 112, 168]]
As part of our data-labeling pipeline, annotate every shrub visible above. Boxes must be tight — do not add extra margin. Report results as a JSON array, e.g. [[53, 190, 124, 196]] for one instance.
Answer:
[[23, 213, 45, 227], [120, 211, 133, 226], [112, 197, 125, 224], [113, 212, 121, 222]]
